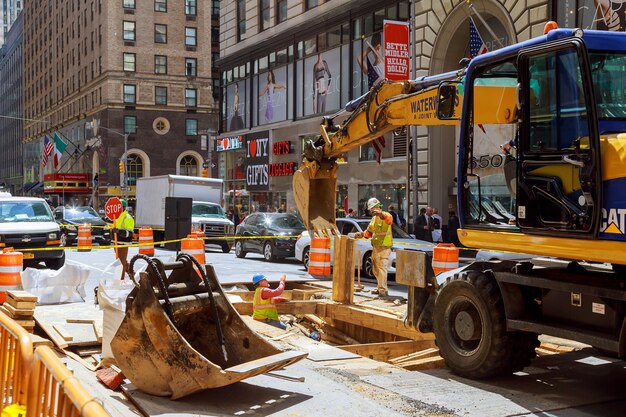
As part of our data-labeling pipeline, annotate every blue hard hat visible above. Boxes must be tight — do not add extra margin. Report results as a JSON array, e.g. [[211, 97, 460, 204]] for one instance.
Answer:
[[252, 273, 267, 286]]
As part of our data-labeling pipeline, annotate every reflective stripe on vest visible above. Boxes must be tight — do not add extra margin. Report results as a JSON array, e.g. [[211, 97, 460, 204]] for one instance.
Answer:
[[368, 215, 392, 247], [252, 287, 279, 321], [0, 265, 22, 273]]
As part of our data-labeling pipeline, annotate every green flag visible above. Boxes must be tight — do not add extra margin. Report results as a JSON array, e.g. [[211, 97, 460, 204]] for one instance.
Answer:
[[53, 132, 67, 169]]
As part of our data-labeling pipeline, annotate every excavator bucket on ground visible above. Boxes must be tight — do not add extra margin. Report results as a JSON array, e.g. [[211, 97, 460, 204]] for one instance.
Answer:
[[111, 253, 307, 400]]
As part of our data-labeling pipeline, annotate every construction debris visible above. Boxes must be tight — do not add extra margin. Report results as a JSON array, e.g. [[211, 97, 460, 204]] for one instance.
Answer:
[[0, 291, 37, 332]]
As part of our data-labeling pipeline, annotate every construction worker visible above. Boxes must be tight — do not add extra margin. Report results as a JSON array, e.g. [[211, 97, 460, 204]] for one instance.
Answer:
[[354, 197, 392, 298], [252, 273, 288, 329], [112, 199, 134, 280]]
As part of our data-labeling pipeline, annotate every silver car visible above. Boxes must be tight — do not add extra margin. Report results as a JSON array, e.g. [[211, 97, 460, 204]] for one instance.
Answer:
[[295, 217, 434, 277]]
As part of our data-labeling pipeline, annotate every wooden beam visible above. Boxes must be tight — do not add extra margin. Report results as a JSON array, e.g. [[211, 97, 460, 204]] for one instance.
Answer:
[[332, 236, 355, 304], [323, 303, 435, 340], [339, 339, 436, 362], [401, 356, 446, 371], [232, 300, 322, 316]]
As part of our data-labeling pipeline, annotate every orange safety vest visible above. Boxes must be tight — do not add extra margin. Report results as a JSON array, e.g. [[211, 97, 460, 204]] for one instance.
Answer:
[[252, 287, 279, 321]]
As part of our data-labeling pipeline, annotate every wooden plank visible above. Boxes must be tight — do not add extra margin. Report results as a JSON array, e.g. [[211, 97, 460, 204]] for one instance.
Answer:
[[401, 355, 446, 371], [232, 300, 322, 316], [324, 303, 435, 340], [3, 303, 35, 317], [34, 303, 103, 349], [395, 250, 427, 288], [54, 324, 74, 341], [7, 290, 37, 302], [93, 321, 103, 344], [66, 318, 95, 324], [29, 334, 53, 348], [389, 347, 439, 364], [0, 305, 14, 318], [6, 299, 36, 310], [339, 340, 436, 362], [332, 235, 355, 304]]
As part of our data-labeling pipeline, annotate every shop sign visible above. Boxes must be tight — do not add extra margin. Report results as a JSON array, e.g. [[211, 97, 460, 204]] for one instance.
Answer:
[[217, 135, 243, 152], [268, 162, 297, 177], [272, 140, 293, 155], [245, 132, 269, 191]]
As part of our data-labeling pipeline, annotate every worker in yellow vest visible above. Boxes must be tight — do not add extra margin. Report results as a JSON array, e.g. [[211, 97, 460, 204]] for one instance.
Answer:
[[252, 273, 288, 329], [354, 197, 392, 298], [112, 199, 135, 280]]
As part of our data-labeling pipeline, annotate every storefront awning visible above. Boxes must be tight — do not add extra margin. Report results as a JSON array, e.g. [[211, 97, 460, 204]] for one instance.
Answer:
[[24, 181, 43, 192]]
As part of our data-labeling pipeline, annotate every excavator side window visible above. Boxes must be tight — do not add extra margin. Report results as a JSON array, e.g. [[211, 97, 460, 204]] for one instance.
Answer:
[[462, 59, 520, 230]]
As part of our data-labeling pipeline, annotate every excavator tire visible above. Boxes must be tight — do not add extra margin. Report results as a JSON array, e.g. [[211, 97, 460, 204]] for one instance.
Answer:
[[502, 331, 539, 374], [433, 270, 514, 379]]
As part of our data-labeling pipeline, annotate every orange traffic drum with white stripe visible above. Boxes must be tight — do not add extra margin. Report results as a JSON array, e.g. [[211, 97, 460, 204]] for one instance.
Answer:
[[138, 226, 154, 256], [308, 237, 331, 276], [0, 248, 22, 304], [432, 243, 459, 275], [77, 224, 92, 252], [181, 235, 206, 267]]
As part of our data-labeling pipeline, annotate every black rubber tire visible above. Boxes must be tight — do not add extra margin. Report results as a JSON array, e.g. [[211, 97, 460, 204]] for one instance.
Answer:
[[221, 243, 231, 253], [302, 247, 310, 270], [263, 241, 275, 262], [235, 241, 246, 258], [433, 271, 515, 379], [45, 252, 65, 270], [362, 251, 374, 278]]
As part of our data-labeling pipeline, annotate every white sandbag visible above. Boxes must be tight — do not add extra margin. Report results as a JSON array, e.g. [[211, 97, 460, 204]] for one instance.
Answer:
[[21, 262, 89, 304]]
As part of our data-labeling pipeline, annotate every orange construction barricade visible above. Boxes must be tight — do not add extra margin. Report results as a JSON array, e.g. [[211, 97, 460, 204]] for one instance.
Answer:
[[181, 235, 206, 266], [0, 248, 22, 304], [138, 226, 155, 256], [77, 224, 92, 252], [0, 307, 33, 411], [432, 243, 459, 275], [308, 237, 331, 276]]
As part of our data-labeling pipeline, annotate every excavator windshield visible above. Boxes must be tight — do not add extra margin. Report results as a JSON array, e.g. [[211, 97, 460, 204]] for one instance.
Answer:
[[590, 52, 626, 120]]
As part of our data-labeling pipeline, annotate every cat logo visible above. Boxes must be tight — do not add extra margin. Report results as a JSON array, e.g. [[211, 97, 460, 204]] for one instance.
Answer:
[[600, 208, 626, 234]]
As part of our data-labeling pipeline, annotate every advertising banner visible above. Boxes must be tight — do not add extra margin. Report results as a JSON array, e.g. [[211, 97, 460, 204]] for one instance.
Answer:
[[245, 131, 270, 191], [383, 20, 410, 81]]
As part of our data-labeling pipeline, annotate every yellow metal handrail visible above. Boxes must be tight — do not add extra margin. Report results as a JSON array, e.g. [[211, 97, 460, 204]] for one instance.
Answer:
[[26, 346, 110, 417], [0, 311, 33, 409]]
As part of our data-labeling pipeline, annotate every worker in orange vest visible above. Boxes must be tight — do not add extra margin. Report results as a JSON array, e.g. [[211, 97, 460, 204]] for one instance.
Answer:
[[252, 273, 288, 329], [112, 199, 134, 280]]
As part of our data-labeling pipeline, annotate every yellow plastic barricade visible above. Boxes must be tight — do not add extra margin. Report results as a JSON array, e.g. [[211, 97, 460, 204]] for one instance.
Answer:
[[0, 311, 33, 413], [26, 346, 109, 417]]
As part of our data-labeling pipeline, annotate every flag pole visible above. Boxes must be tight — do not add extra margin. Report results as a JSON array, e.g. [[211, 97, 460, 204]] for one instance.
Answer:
[[466, 1, 505, 49]]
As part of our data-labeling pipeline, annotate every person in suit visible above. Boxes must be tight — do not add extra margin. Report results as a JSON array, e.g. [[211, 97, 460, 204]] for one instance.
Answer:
[[414, 207, 434, 242]]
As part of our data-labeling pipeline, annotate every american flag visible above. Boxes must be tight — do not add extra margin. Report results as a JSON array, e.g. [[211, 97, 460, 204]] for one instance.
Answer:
[[42, 135, 54, 167], [469, 17, 488, 58]]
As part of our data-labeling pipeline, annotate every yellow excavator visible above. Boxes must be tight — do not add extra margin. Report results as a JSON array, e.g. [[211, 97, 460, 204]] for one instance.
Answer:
[[294, 25, 626, 378]]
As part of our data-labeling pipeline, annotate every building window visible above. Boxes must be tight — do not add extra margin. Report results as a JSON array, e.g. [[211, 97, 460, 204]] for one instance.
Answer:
[[186, 119, 198, 135], [305, 0, 318, 10], [123, 52, 135, 72], [237, 0, 246, 41], [124, 116, 137, 134], [212, 0, 220, 17], [154, 55, 167, 74], [185, 58, 197, 76], [126, 154, 143, 186], [180, 155, 198, 176], [276, 0, 287, 23], [185, 88, 197, 107], [260, 0, 270, 31], [123, 0, 135, 9], [123, 21, 136, 41], [154, 24, 167, 43], [185, 27, 197, 46], [185, 0, 196, 15], [154, 0, 167, 12], [155, 86, 167, 105], [123, 84, 136, 104]]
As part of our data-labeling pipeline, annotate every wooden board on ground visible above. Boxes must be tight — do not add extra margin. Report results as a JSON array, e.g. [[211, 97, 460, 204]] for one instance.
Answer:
[[1, 303, 35, 317], [6, 291, 37, 310], [340, 340, 437, 362], [30, 334, 54, 348], [34, 303, 103, 349]]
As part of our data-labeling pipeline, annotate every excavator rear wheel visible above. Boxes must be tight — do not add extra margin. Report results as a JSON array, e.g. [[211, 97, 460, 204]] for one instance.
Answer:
[[433, 271, 516, 379]]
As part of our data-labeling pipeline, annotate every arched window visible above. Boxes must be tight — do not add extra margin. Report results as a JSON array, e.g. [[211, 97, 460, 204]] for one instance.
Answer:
[[180, 155, 198, 176], [126, 154, 144, 186]]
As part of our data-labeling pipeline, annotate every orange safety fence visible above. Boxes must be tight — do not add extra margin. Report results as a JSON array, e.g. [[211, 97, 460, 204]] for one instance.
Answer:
[[26, 345, 110, 417], [0, 311, 33, 410]]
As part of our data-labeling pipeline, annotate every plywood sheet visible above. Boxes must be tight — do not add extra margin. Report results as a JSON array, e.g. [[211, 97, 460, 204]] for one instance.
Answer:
[[34, 302, 103, 349]]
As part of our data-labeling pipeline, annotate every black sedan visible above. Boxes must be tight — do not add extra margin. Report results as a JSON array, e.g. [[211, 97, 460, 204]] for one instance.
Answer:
[[234, 212, 305, 261], [53, 206, 111, 246]]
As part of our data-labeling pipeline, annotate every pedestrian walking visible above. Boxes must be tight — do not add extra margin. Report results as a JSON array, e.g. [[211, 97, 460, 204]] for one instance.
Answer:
[[414, 207, 434, 242], [252, 273, 289, 329], [388, 205, 402, 227], [432, 208, 443, 243], [354, 197, 392, 298], [346, 208, 355, 218], [111, 199, 134, 280]]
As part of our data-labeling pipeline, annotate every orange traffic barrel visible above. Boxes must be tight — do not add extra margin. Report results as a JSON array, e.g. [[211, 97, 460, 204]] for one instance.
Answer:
[[138, 226, 155, 256], [0, 248, 22, 304], [308, 237, 331, 276], [182, 235, 206, 267], [78, 224, 92, 252], [432, 243, 459, 275]]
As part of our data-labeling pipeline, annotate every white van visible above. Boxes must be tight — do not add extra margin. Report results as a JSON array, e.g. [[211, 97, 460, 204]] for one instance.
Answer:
[[0, 196, 64, 269]]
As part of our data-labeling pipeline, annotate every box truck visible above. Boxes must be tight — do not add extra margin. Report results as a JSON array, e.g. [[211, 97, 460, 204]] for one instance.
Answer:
[[135, 175, 235, 252]]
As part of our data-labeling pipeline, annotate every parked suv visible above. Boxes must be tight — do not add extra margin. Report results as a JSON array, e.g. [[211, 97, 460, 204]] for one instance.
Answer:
[[53, 206, 111, 246], [0, 196, 65, 269]]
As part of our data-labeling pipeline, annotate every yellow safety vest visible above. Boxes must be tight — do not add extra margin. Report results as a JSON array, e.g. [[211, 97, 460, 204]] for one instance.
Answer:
[[114, 210, 135, 231], [368, 215, 392, 247], [252, 287, 279, 321]]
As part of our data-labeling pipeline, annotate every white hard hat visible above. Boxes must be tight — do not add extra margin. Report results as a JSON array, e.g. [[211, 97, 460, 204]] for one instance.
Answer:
[[367, 197, 382, 210]]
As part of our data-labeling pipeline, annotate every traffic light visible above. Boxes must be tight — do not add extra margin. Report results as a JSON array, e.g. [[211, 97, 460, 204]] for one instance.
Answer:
[[119, 162, 125, 173]]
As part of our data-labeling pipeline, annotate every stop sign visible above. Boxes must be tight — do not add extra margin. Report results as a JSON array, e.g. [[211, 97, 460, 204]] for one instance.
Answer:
[[105, 197, 124, 221]]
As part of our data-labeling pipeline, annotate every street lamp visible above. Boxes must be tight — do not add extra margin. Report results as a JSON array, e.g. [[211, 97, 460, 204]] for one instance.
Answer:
[[88, 119, 130, 202]]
